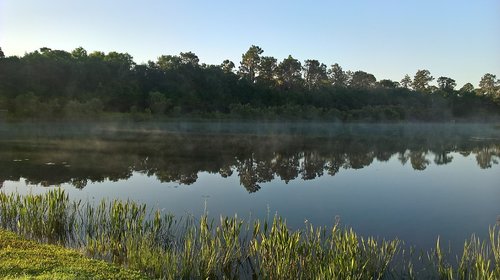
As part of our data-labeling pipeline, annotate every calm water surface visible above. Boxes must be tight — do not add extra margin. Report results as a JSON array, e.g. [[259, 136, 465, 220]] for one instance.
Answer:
[[1, 122, 499, 250]]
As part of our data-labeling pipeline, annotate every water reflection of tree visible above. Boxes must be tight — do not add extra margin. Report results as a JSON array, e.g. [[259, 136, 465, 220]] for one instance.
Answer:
[[70, 178, 88, 189], [434, 151, 453, 165], [410, 151, 430, 170], [0, 131, 499, 193], [345, 152, 374, 169], [219, 166, 233, 178], [398, 150, 410, 166], [235, 153, 277, 193], [301, 152, 325, 180], [273, 153, 300, 183], [326, 154, 345, 176], [475, 146, 500, 169]]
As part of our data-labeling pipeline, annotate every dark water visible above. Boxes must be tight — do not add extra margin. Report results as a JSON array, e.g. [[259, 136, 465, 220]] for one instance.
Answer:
[[1, 122, 499, 250]]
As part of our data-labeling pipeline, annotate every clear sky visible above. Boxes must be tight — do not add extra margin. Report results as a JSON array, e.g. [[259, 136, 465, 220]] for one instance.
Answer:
[[1, 0, 499, 87]]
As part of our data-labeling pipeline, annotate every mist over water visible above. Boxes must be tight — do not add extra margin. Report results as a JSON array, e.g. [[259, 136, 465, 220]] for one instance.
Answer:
[[1, 121, 499, 250]]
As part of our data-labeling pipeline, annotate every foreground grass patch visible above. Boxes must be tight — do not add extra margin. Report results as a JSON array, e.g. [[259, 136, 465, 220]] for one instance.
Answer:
[[0, 229, 149, 280]]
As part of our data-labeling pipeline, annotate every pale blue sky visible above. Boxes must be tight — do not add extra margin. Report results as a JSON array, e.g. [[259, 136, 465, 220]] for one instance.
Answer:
[[1, 0, 499, 87]]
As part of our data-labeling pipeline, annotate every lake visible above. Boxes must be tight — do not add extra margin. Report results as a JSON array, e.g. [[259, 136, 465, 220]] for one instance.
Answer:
[[1, 121, 499, 250]]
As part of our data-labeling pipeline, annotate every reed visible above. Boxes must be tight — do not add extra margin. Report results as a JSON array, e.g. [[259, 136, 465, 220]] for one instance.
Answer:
[[1, 189, 498, 279], [0, 188, 79, 244]]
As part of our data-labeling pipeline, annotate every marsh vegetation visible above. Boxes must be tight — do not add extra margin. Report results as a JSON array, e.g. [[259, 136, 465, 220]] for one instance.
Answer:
[[0, 189, 499, 279]]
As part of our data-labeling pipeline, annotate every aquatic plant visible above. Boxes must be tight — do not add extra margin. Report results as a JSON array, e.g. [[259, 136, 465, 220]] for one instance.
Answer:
[[0, 188, 78, 244]]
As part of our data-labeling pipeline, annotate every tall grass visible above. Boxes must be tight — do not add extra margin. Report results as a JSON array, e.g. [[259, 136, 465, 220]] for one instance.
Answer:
[[0, 188, 79, 244], [0, 189, 498, 279]]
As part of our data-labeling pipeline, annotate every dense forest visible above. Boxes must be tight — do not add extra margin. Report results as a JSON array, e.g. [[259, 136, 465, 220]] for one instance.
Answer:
[[0, 45, 499, 121]]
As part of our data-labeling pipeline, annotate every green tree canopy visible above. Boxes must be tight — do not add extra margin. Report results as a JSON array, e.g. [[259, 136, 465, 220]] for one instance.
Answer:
[[303, 59, 328, 90], [105, 52, 135, 69], [478, 73, 498, 96], [378, 79, 399, 89], [220, 59, 235, 73], [413, 70, 434, 92], [71, 47, 88, 59], [157, 55, 182, 70], [277, 55, 303, 90], [238, 45, 263, 83], [257, 56, 277, 86], [179, 52, 199, 67], [459, 83, 474, 94], [89, 51, 105, 59], [328, 63, 348, 88], [400, 74, 412, 89], [350, 71, 376, 89], [437, 76, 456, 92]]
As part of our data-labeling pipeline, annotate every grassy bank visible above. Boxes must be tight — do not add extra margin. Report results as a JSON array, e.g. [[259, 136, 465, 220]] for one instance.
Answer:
[[0, 189, 499, 279], [0, 229, 149, 279]]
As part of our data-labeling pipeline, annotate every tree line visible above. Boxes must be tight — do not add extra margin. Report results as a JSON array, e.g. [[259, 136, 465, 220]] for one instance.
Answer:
[[0, 45, 499, 121]]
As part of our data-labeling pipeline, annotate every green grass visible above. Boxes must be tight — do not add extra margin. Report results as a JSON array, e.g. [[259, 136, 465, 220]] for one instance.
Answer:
[[0, 189, 499, 279], [0, 229, 149, 280]]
